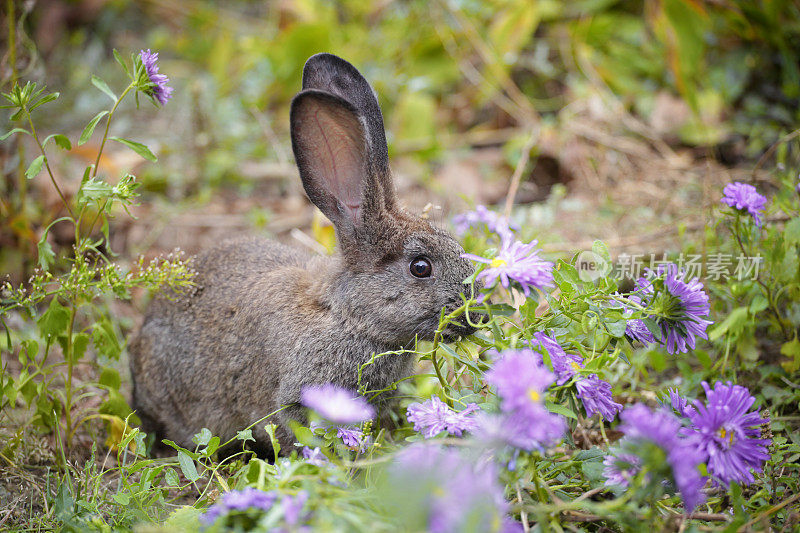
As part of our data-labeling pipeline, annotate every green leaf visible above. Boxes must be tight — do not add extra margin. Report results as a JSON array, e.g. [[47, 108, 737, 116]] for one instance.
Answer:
[[164, 467, 179, 487], [37, 298, 70, 340], [546, 401, 578, 419], [780, 337, 800, 372], [79, 178, 114, 203], [112, 492, 130, 505], [290, 423, 316, 446], [642, 317, 662, 339], [79, 111, 109, 145], [19, 339, 38, 365], [2, 318, 12, 351], [603, 311, 628, 338], [91, 76, 117, 102], [71, 332, 90, 362], [649, 349, 666, 372], [177, 451, 200, 482], [25, 155, 45, 180], [785, 217, 800, 247], [99, 367, 121, 390], [43, 133, 71, 150], [92, 316, 122, 360], [0, 127, 31, 140], [749, 295, 768, 314], [109, 136, 157, 162], [265, 424, 281, 457], [29, 92, 59, 111], [203, 436, 220, 457], [592, 240, 612, 265], [708, 307, 749, 341], [37, 236, 54, 270], [113, 49, 132, 78], [236, 428, 255, 443], [192, 428, 212, 447]]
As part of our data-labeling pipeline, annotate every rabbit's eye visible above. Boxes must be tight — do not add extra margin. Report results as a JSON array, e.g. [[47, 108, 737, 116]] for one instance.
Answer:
[[410, 256, 433, 278]]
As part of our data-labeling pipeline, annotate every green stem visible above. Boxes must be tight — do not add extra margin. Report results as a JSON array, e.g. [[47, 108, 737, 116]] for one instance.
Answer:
[[429, 306, 469, 407], [91, 83, 134, 180], [731, 218, 790, 339], [79, 83, 135, 250], [24, 111, 74, 219], [7, 0, 27, 212], [63, 303, 77, 449]]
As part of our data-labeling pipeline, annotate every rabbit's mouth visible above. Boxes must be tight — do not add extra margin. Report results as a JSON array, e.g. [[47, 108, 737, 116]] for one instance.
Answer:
[[441, 320, 477, 343]]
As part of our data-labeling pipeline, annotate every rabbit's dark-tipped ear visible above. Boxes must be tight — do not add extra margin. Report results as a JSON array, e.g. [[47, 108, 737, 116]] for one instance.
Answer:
[[291, 90, 384, 234], [301, 54, 392, 201]]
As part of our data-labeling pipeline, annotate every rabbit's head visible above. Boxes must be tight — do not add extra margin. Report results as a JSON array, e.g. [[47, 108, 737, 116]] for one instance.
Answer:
[[291, 54, 476, 345]]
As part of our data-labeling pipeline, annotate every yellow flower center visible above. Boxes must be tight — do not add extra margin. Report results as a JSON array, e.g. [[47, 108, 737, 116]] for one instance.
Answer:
[[528, 389, 540, 402], [490, 258, 507, 268], [570, 362, 582, 371], [718, 427, 735, 446]]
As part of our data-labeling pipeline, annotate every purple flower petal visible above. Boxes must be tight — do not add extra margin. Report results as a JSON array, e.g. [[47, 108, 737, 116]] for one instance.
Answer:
[[406, 396, 480, 438], [635, 264, 713, 354], [462, 237, 554, 298], [139, 49, 173, 105], [687, 381, 771, 487], [720, 182, 767, 226], [300, 384, 375, 424]]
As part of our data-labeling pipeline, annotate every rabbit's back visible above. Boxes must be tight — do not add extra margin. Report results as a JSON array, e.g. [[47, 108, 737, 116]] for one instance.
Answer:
[[130, 237, 329, 448]]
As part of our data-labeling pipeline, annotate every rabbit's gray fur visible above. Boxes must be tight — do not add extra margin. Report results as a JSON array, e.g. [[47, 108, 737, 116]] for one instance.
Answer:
[[129, 53, 476, 457]]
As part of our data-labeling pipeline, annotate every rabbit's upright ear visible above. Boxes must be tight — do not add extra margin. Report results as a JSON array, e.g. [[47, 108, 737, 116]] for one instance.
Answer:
[[301, 54, 390, 185], [291, 90, 389, 238]]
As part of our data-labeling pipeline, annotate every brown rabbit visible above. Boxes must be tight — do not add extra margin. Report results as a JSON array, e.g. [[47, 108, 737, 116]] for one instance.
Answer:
[[129, 53, 476, 458]]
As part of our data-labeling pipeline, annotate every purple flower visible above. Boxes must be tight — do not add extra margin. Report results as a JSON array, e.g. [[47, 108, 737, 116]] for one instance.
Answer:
[[615, 404, 706, 511], [475, 410, 565, 451], [300, 384, 375, 424], [667, 388, 696, 418], [485, 349, 555, 415], [602, 453, 643, 488], [301, 446, 329, 466], [481, 350, 566, 450], [575, 375, 622, 421], [615, 294, 657, 345], [139, 49, 173, 105], [452, 205, 518, 237], [406, 396, 481, 438], [336, 426, 371, 451], [530, 332, 583, 385], [200, 488, 277, 525], [720, 182, 767, 226], [687, 381, 771, 487], [625, 318, 656, 344], [528, 334, 620, 421], [391, 444, 511, 532], [281, 491, 309, 526], [462, 234, 554, 299], [635, 264, 713, 354]]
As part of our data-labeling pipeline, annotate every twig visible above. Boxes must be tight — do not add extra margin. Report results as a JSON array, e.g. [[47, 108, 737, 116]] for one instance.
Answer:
[[441, 2, 538, 122], [248, 105, 290, 166], [684, 512, 732, 522], [573, 486, 605, 503], [504, 126, 539, 218], [516, 483, 530, 532], [751, 128, 800, 180], [561, 510, 603, 522]]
